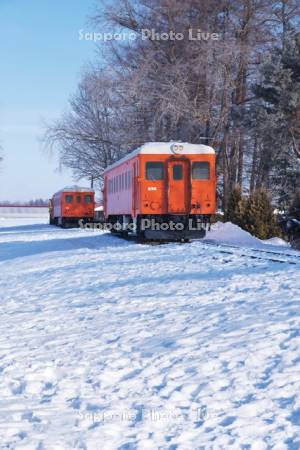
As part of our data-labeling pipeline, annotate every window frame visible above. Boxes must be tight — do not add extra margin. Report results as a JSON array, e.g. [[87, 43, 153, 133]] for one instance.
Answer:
[[84, 194, 92, 204], [192, 161, 210, 180], [145, 161, 165, 181], [65, 194, 73, 204], [173, 164, 183, 181]]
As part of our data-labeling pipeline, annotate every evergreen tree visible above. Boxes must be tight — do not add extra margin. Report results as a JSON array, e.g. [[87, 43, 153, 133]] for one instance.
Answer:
[[271, 151, 300, 210], [225, 185, 246, 227], [250, 33, 300, 198], [289, 191, 300, 220], [243, 189, 280, 239]]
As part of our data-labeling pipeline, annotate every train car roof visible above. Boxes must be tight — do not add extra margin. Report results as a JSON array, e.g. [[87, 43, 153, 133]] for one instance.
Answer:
[[53, 186, 95, 196], [104, 142, 215, 173]]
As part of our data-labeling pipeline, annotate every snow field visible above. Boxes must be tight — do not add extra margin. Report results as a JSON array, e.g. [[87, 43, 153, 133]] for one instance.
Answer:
[[0, 220, 299, 449]]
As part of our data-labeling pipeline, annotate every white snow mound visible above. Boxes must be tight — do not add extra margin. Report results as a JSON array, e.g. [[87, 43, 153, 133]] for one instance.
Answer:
[[264, 236, 289, 247], [205, 222, 264, 247]]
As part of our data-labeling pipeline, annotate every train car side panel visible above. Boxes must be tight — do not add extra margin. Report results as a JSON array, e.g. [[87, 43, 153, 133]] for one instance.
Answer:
[[104, 156, 138, 218]]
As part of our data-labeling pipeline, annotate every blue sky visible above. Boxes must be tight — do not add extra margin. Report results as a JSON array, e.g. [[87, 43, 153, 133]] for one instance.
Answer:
[[0, 0, 99, 201]]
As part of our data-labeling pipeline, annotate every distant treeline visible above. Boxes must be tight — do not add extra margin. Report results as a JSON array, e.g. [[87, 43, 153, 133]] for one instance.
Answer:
[[0, 199, 49, 206]]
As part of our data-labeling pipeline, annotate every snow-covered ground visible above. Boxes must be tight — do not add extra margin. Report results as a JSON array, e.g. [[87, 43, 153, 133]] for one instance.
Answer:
[[0, 218, 300, 449], [0, 216, 48, 229]]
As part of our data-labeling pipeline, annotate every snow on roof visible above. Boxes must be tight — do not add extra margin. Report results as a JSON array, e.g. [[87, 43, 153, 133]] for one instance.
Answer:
[[104, 142, 215, 173], [54, 186, 95, 195]]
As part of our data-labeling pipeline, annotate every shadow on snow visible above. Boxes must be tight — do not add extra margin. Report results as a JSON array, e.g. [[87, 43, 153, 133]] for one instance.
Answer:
[[0, 232, 130, 262]]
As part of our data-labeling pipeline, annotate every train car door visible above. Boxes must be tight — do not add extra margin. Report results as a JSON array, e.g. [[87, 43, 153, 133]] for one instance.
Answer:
[[167, 159, 190, 214]]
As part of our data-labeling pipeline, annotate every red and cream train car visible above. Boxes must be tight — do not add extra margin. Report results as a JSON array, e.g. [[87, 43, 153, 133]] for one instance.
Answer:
[[103, 142, 216, 240], [50, 186, 95, 228]]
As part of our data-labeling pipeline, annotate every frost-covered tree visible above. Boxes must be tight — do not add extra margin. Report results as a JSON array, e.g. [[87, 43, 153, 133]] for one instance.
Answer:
[[44, 70, 127, 185], [254, 36, 300, 152], [247, 32, 300, 207], [44, 0, 300, 209]]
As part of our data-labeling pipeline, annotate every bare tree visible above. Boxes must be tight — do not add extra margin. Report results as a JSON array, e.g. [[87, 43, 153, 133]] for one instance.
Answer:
[[95, 0, 276, 206], [44, 70, 129, 185], [44, 0, 300, 210]]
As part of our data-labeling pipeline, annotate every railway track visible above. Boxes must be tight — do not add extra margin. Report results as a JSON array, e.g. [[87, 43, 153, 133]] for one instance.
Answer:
[[200, 240, 300, 266], [114, 232, 300, 265]]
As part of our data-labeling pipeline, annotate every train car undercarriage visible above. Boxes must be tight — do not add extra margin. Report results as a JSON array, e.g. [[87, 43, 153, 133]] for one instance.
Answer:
[[107, 214, 211, 241]]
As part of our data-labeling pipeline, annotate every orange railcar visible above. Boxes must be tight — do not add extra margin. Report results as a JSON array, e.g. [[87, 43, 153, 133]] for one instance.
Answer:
[[103, 142, 216, 240], [50, 187, 95, 228]]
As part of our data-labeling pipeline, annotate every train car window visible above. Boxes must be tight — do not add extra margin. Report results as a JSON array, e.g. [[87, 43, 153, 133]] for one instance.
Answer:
[[192, 162, 210, 180], [173, 165, 183, 180], [65, 195, 73, 203], [146, 162, 164, 180], [84, 195, 92, 204], [113, 177, 116, 193], [76, 195, 81, 203]]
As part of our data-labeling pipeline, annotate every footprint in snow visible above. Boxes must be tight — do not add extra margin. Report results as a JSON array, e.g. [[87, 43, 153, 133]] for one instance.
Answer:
[[21, 411, 41, 423], [10, 379, 26, 395]]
